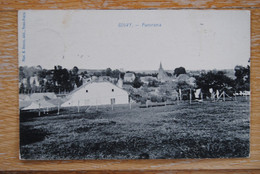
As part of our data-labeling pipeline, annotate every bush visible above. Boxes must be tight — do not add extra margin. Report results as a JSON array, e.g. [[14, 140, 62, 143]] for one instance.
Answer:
[[140, 97, 147, 104], [150, 95, 167, 103], [132, 77, 143, 88], [151, 96, 157, 103]]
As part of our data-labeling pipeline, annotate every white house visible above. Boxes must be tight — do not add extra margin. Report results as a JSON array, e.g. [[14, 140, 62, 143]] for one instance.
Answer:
[[62, 81, 129, 107], [124, 73, 135, 83]]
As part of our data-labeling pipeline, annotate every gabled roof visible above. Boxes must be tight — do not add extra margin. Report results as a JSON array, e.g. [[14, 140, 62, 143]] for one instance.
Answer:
[[124, 73, 135, 77], [66, 81, 92, 97], [67, 81, 129, 97], [22, 99, 56, 110], [30, 93, 57, 101]]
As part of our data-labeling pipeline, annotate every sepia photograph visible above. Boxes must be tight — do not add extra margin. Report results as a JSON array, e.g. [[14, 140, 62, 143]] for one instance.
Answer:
[[18, 10, 250, 160]]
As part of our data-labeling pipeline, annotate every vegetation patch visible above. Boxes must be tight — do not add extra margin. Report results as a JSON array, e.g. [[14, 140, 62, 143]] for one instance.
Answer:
[[20, 99, 249, 159]]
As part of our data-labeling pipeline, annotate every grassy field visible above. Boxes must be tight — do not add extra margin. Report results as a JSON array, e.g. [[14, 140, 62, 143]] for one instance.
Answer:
[[20, 97, 250, 159]]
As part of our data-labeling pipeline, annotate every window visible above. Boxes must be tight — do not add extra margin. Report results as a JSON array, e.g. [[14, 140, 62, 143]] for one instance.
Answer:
[[112, 89, 114, 92], [111, 98, 115, 104]]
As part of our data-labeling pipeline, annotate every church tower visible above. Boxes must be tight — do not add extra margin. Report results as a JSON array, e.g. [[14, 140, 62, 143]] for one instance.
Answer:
[[157, 62, 169, 82]]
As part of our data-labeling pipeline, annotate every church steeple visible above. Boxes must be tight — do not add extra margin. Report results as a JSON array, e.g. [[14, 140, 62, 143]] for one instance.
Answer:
[[159, 61, 163, 70], [158, 61, 169, 82]]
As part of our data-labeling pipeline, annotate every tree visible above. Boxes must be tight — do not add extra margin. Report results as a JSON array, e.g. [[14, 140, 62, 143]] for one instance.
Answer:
[[111, 69, 121, 78], [31, 79, 37, 92], [52, 66, 75, 93], [19, 66, 25, 81], [132, 77, 143, 88], [195, 71, 235, 98], [174, 67, 186, 77], [176, 81, 195, 100], [148, 80, 159, 87], [234, 65, 250, 91], [72, 66, 79, 75], [157, 82, 178, 100], [177, 81, 192, 90], [105, 68, 112, 76], [166, 72, 173, 77], [93, 72, 101, 77], [81, 71, 88, 78], [75, 75, 83, 87], [19, 83, 25, 93], [26, 77, 31, 92], [36, 65, 42, 70]]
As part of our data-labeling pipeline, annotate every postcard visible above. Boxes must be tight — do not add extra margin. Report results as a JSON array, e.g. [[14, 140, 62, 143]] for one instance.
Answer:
[[18, 10, 250, 160]]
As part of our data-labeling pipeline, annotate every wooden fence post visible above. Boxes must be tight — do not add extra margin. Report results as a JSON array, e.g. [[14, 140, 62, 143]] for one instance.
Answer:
[[38, 103, 41, 116], [57, 100, 60, 115], [78, 100, 80, 113], [189, 88, 192, 104], [179, 89, 182, 101]]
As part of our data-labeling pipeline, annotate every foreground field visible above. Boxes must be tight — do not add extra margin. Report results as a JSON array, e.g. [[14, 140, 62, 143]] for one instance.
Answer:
[[20, 98, 250, 159]]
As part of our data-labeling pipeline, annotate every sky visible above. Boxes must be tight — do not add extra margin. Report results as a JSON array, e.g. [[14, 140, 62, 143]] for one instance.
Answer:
[[18, 10, 250, 71]]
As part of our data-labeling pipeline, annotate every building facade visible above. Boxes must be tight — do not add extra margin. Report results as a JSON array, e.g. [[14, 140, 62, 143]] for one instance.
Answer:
[[62, 81, 129, 107], [124, 73, 135, 83]]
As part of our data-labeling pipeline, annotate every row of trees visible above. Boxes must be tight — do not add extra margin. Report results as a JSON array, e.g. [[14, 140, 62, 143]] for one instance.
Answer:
[[19, 66, 83, 93], [194, 65, 250, 98], [91, 68, 124, 79]]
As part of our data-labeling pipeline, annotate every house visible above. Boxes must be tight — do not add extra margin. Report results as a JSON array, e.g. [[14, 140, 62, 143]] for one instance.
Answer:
[[124, 73, 135, 83], [61, 81, 129, 107]]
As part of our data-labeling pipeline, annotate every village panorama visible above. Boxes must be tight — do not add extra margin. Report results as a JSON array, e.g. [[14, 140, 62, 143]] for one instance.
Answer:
[[19, 62, 250, 159]]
